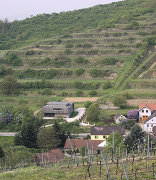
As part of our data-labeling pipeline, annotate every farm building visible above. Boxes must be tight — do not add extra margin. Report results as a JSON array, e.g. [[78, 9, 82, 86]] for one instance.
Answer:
[[90, 126, 125, 141], [43, 102, 74, 118], [143, 113, 156, 133], [139, 103, 156, 122]]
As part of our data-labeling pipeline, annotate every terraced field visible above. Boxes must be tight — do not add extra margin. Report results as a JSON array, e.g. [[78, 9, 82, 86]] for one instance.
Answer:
[[0, 0, 156, 110]]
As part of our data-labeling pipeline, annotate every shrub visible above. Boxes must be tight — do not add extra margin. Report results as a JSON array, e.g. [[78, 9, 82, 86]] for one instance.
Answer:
[[84, 101, 92, 109], [103, 81, 112, 89], [76, 90, 84, 97], [65, 49, 72, 55], [75, 69, 85, 76], [7, 53, 23, 66], [41, 88, 53, 95], [75, 56, 88, 64], [89, 90, 97, 97], [87, 49, 98, 55], [65, 42, 73, 48], [100, 58, 117, 65], [57, 39, 62, 44], [127, 110, 139, 120], [112, 96, 127, 108], [89, 69, 101, 77], [25, 50, 35, 56]]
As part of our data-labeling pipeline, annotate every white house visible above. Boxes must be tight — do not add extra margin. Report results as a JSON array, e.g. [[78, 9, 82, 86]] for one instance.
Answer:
[[139, 103, 156, 122], [143, 113, 156, 133]]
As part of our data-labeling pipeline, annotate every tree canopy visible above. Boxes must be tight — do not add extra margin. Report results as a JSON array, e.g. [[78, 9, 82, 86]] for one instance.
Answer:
[[0, 75, 19, 95]]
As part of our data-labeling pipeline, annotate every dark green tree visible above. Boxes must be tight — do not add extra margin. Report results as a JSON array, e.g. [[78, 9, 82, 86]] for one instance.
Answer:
[[87, 103, 100, 123], [84, 101, 92, 109], [1, 75, 19, 95], [0, 146, 4, 159], [7, 53, 22, 66], [105, 132, 125, 152], [124, 125, 144, 151], [37, 122, 66, 150], [20, 119, 38, 148]]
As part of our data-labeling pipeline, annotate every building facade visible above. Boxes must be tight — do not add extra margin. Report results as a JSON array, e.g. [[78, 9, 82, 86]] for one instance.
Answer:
[[43, 102, 74, 118], [139, 103, 156, 122], [143, 113, 156, 133], [90, 126, 125, 141]]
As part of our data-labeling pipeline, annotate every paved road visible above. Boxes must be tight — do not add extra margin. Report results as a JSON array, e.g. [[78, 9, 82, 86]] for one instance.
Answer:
[[65, 108, 86, 123], [0, 132, 16, 136]]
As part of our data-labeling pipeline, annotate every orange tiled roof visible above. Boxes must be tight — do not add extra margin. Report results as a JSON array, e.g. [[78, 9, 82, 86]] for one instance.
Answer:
[[139, 103, 156, 111]]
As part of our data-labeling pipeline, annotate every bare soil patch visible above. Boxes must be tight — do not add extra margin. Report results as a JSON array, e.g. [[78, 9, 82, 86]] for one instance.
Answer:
[[127, 99, 156, 106], [63, 97, 99, 102]]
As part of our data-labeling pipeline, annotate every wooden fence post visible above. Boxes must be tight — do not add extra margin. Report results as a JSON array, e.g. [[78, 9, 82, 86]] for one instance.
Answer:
[[100, 160, 101, 177]]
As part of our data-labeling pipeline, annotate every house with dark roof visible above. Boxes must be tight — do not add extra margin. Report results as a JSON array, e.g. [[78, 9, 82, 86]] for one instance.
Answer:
[[143, 112, 156, 133], [64, 139, 104, 153], [90, 126, 125, 141], [37, 149, 64, 163], [139, 103, 156, 122], [43, 102, 74, 118]]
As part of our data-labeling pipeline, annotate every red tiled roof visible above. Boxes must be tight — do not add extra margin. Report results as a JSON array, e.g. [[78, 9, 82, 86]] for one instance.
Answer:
[[64, 139, 103, 150], [37, 149, 64, 163], [139, 103, 156, 111]]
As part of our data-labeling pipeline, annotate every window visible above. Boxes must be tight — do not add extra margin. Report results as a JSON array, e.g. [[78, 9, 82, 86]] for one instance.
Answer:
[[95, 135, 98, 139], [147, 125, 149, 127], [53, 108, 62, 110], [142, 110, 144, 113], [103, 136, 106, 139], [151, 124, 153, 127], [146, 110, 148, 113]]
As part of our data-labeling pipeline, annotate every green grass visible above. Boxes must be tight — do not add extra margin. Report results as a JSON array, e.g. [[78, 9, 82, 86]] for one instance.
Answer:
[[0, 136, 15, 149], [0, 158, 156, 180]]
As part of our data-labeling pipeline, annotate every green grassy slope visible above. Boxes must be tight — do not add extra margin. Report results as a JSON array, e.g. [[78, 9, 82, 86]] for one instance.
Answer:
[[0, 0, 156, 101]]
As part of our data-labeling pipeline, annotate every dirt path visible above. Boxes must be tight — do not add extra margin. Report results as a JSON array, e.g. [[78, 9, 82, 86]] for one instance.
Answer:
[[63, 97, 100, 102], [33, 108, 42, 117], [127, 99, 156, 106]]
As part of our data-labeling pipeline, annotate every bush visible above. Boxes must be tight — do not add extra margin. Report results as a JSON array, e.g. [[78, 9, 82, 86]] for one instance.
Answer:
[[75, 56, 88, 64], [103, 81, 112, 89], [89, 69, 101, 77], [89, 90, 97, 97], [84, 101, 92, 109], [25, 50, 35, 56], [7, 53, 23, 66], [65, 42, 73, 48], [76, 90, 84, 97], [1, 75, 19, 95], [41, 88, 53, 95], [75, 69, 85, 76], [112, 96, 127, 108], [100, 58, 117, 65], [127, 110, 138, 120]]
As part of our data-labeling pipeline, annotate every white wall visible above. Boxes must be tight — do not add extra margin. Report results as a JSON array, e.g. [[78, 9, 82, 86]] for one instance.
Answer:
[[139, 107, 151, 120], [143, 117, 156, 132]]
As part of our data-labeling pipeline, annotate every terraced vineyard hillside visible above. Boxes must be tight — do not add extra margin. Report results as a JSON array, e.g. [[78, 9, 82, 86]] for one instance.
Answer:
[[0, 0, 156, 106]]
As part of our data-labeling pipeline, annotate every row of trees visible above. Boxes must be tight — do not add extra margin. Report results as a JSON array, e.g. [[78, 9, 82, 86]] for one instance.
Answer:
[[15, 121, 66, 150], [0, 75, 114, 95]]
